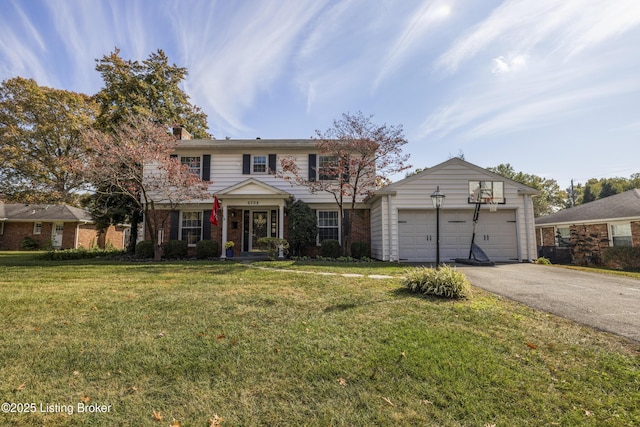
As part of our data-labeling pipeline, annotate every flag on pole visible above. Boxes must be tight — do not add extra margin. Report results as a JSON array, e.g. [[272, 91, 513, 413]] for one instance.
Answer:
[[210, 196, 220, 226]]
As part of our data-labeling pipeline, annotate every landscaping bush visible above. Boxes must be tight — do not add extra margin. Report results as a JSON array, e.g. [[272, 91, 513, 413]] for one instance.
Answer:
[[196, 240, 219, 259], [603, 246, 640, 271], [535, 257, 552, 265], [21, 237, 40, 250], [40, 247, 124, 261], [351, 241, 370, 259], [402, 265, 470, 299], [320, 239, 341, 259], [163, 240, 188, 259], [135, 240, 154, 259], [257, 237, 290, 260]]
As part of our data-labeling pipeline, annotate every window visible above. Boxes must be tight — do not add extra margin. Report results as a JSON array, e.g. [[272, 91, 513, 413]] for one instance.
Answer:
[[180, 156, 201, 178], [252, 155, 267, 173], [468, 181, 505, 203], [33, 222, 42, 235], [318, 155, 338, 181], [556, 226, 571, 247], [318, 211, 339, 243], [611, 223, 632, 247], [181, 211, 202, 246]]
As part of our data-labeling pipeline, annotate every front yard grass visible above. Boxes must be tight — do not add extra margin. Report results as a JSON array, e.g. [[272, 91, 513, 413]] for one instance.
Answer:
[[1, 253, 639, 426]]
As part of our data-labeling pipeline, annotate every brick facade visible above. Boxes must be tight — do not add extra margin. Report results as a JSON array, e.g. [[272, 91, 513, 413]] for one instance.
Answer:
[[0, 221, 127, 251], [632, 221, 640, 247]]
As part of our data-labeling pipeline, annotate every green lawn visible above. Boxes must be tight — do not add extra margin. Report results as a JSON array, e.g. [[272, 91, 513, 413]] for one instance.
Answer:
[[1, 252, 639, 426]]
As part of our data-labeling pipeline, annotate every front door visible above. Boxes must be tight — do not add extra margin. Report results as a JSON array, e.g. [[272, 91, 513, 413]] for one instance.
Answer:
[[52, 223, 64, 248], [251, 211, 269, 251]]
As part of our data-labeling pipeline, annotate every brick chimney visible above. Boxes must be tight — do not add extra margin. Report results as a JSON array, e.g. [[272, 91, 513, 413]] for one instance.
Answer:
[[173, 126, 192, 140]]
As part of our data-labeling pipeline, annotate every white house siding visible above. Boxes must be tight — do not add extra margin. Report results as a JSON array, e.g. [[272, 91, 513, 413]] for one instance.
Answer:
[[370, 197, 386, 261], [369, 158, 538, 263]]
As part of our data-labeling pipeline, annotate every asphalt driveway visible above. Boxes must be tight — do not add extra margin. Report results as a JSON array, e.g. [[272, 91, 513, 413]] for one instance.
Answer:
[[456, 263, 640, 343]]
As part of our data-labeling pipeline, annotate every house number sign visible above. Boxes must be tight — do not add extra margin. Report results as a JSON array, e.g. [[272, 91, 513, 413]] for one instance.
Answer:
[[247, 201, 260, 205]]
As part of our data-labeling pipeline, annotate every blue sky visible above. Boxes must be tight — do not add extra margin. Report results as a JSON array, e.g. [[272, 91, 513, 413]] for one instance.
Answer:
[[1, 0, 639, 188]]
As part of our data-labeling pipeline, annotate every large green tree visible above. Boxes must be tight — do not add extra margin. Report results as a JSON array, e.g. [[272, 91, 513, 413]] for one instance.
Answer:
[[94, 48, 210, 138], [90, 49, 211, 250], [0, 77, 97, 204], [488, 164, 566, 217]]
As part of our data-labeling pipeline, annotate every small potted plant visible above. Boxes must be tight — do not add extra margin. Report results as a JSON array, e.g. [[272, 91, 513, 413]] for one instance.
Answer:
[[224, 241, 235, 258]]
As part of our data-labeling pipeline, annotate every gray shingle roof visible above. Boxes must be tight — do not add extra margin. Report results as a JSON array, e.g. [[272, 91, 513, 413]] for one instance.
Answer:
[[0, 204, 93, 222], [536, 189, 640, 225]]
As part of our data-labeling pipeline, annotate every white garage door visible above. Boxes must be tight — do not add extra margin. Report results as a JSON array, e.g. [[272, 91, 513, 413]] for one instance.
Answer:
[[398, 209, 518, 262]]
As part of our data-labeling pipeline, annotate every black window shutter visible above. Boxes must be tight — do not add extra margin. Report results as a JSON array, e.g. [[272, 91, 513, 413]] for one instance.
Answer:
[[308, 154, 316, 182], [242, 154, 251, 174], [202, 154, 211, 181], [268, 154, 276, 174], [202, 210, 212, 240], [170, 211, 179, 240]]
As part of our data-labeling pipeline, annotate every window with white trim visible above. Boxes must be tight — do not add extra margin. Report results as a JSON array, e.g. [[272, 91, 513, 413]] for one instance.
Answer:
[[556, 226, 570, 247], [181, 211, 202, 246], [318, 155, 338, 181], [252, 155, 267, 174], [317, 211, 339, 243], [610, 223, 632, 247], [33, 222, 42, 235], [180, 156, 201, 178]]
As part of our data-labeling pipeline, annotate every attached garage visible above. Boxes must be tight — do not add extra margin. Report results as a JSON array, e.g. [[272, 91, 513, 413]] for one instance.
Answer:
[[398, 209, 518, 262], [369, 158, 538, 263]]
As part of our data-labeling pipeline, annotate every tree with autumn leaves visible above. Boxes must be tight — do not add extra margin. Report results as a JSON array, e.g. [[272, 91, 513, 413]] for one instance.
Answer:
[[80, 114, 209, 260], [280, 112, 411, 255]]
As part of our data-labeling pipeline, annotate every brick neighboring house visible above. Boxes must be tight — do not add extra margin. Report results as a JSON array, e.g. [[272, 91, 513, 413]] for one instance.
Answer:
[[535, 189, 640, 263], [0, 203, 130, 251]]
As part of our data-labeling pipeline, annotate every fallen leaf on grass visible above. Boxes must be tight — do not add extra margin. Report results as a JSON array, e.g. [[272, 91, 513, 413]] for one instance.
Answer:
[[170, 418, 181, 426], [526, 342, 537, 350], [13, 382, 26, 392], [338, 377, 347, 386], [152, 410, 162, 421], [217, 333, 226, 340], [382, 397, 394, 406], [584, 410, 593, 416], [80, 395, 90, 403], [209, 414, 224, 426]]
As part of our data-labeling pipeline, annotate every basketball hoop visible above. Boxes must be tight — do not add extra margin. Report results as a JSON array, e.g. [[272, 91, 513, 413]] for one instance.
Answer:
[[488, 198, 498, 212]]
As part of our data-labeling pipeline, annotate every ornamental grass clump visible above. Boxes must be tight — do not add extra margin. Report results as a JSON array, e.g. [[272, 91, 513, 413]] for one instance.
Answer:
[[403, 265, 470, 299]]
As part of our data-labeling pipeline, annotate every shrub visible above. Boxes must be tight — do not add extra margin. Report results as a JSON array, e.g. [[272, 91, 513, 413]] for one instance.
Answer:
[[163, 240, 188, 259], [21, 237, 40, 250], [535, 257, 552, 265], [320, 239, 341, 259], [351, 241, 370, 259], [257, 237, 290, 260], [196, 240, 219, 259], [603, 246, 640, 271], [402, 265, 470, 299], [287, 200, 318, 256], [135, 240, 154, 259], [40, 247, 124, 261]]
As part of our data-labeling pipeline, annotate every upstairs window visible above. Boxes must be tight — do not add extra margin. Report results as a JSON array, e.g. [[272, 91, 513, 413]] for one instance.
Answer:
[[318, 155, 338, 181], [181, 156, 201, 178], [253, 155, 267, 174]]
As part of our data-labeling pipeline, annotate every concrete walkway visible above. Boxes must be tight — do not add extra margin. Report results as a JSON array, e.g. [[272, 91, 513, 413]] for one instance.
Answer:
[[457, 263, 640, 343]]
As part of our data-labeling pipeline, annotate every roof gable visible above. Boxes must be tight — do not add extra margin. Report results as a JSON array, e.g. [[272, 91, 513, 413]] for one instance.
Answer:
[[536, 189, 640, 225], [379, 157, 539, 194], [217, 178, 292, 197]]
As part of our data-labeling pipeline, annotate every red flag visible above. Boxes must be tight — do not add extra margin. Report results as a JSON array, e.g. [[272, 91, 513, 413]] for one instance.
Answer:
[[210, 196, 220, 226]]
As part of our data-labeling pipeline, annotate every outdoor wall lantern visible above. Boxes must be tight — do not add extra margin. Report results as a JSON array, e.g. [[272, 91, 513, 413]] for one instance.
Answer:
[[430, 186, 445, 267]]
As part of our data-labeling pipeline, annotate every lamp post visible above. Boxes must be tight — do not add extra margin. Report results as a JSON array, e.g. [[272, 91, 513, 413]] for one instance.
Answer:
[[431, 186, 445, 267]]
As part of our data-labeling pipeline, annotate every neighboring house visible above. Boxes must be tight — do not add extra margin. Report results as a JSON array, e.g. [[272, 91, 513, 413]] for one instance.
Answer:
[[535, 189, 640, 260], [368, 158, 539, 263], [146, 134, 371, 258], [0, 203, 129, 251]]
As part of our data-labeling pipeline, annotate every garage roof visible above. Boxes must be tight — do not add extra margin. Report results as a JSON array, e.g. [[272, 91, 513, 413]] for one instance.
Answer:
[[1, 204, 93, 222]]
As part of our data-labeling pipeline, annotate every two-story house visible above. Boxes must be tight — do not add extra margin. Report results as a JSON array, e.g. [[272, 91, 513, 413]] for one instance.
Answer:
[[143, 129, 371, 258]]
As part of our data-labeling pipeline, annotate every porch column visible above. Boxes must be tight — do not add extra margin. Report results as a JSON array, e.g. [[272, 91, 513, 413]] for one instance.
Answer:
[[221, 204, 228, 259], [278, 204, 285, 258]]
